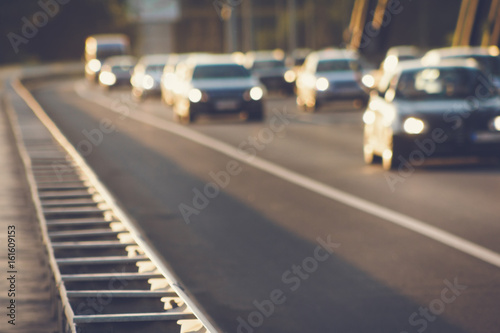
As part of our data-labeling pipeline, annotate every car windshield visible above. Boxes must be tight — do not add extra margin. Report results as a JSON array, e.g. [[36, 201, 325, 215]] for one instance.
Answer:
[[398, 55, 418, 61], [252, 60, 285, 70], [317, 59, 358, 72], [395, 67, 497, 100], [444, 55, 500, 76], [146, 64, 165, 73], [192, 64, 251, 79], [96, 44, 127, 60], [112, 64, 133, 73]]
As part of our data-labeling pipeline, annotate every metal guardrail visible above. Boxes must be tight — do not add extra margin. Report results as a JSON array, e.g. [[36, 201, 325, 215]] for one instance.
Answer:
[[7, 75, 220, 333]]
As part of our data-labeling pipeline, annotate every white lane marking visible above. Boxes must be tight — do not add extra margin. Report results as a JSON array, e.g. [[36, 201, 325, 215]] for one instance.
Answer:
[[75, 81, 500, 268]]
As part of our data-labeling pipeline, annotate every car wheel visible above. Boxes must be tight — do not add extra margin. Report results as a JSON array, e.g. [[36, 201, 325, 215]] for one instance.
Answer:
[[382, 135, 402, 171], [179, 108, 196, 124], [306, 96, 318, 112], [296, 96, 306, 112], [247, 109, 264, 122], [132, 89, 143, 102], [363, 126, 381, 164]]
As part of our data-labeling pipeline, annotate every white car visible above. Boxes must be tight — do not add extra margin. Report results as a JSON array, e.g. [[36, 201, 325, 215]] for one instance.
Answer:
[[131, 54, 169, 101], [296, 49, 368, 111]]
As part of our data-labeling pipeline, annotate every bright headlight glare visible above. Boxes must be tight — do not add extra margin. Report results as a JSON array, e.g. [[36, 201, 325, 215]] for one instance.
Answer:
[[142, 75, 155, 89], [363, 110, 376, 125], [249, 86, 264, 101], [284, 70, 296, 83], [403, 117, 425, 134], [316, 77, 329, 91], [494, 116, 500, 131], [188, 89, 203, 103], [99, 72, 116, 86], [88, 59, 101, 72], [383, 55, 398, 72], [362, 74, 375, 88]]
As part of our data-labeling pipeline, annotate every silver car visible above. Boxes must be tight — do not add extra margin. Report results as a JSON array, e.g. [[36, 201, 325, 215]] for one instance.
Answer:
[[296, 49, 368, 111], [131, 54, 169, 101]]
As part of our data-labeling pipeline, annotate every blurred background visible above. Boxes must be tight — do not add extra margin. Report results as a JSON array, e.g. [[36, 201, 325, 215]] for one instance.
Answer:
[[0, 0, 477, 64]]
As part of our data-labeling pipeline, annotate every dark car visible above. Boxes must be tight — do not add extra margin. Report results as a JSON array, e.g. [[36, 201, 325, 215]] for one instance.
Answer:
[[246, 50, 294, 94], [296, 49, 368, 111], [98, 55, 136, 89], [173, 54, 266, 123], [363, 59, 500, 170]]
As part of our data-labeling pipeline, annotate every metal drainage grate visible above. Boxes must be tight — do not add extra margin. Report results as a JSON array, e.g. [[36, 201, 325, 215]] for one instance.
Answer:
[[9, 78, 218, 333]]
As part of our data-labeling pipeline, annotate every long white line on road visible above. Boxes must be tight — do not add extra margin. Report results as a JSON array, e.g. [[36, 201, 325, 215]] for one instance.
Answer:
[[75, 81, 500, 269]]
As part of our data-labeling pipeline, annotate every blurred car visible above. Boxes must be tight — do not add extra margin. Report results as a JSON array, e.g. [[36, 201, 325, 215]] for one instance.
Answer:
[[173, 54, 266, 123], [245, 50, 294, 94], [422, 46, 500, 91], [160, 53, 211, 106], [284, 48, 312, 91], [363, 45, 422, 89], [131, 54, 169, 101], [296, 49, 368, 111], [382, 45, 422, 72], [98, 55, 136, 89], [363, 59, 500, 170], [85, 34, 130, 83]]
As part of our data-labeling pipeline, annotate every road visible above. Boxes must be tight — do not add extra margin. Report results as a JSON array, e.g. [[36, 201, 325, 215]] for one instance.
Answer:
[[26, 77, 500, 333]]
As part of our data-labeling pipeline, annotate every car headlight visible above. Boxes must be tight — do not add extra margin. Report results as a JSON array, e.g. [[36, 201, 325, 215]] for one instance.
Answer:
[[99, 72, 116, 86], [493, 116, 500, 131], [284, 70, 296, 83], [142, 75, 155, 90], [188, 88, 210, 103], [316, 77, 329, 91], [361, 74, 375, 88], [363, 110, 376, 125], [403, 117, 425, 134], [88, 59, 101, 73], [249, 86, 264, 101], [244, 86, 264, 101]]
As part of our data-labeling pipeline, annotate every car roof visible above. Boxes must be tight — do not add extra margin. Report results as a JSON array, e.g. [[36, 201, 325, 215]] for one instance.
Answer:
[[396, 58, 480, 72], [185, 53, 246, 66], [246, 50, 285, 60], [423, 46, 500, 61], [310, 48, 359, 61], [386, 45, 421, 57], [86, 34, 129, 44], [138, 54, 170, 65], [104, 55, 136, 66]]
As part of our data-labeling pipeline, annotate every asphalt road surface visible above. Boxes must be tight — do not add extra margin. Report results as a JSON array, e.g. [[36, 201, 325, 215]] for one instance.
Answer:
[[26, 77, 500, 333]]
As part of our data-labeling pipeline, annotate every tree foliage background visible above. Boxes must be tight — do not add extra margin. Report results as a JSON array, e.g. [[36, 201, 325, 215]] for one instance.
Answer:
[[0, 0, 462, 65], [0, 0, 131, 64]]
